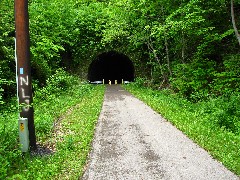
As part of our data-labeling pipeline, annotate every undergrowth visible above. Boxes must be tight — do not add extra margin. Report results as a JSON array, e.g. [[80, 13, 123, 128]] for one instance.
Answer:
[[0, 69, 105, 179], [124, 83, 240, 176]]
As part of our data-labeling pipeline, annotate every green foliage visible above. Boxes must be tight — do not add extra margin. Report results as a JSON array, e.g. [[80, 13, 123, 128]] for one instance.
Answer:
[[46, 68, 78, 91], [212, 54, 240, 95], [201, 94, 240, 133], [29, 0, 79, 83], [1, 0, 240, 177], [33, 69, 82, 138], [0, 73, 105, 178], [0, 79, 6, 105], [1, 0, 240, 103], [0, 110, 22, 179], [170, 54, 240, 101], [133, 77, 151, 87], [0, 0, 15, 102], [0, 69, 14, 107], [171, 59, 217, 101]]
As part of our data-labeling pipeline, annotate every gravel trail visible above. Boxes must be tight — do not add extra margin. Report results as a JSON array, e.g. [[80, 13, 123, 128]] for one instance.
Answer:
[[82, 85, 238, 180]]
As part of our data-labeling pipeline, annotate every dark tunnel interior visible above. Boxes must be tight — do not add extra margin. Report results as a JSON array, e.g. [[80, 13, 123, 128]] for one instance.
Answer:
[[88, 51, 134, 83]]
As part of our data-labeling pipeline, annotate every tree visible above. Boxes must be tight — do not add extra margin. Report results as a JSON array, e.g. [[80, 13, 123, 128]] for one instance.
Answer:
[[231, 0, 240, 46]]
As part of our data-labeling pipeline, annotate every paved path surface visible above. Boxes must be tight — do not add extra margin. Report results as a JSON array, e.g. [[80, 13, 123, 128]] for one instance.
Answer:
[[82, 85, 239, 180]]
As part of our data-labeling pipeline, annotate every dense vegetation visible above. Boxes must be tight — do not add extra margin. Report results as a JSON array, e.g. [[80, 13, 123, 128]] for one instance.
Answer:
[[0, 70, 105, 179], [1, 0, 239, 104], [0, 0, 239, 178]]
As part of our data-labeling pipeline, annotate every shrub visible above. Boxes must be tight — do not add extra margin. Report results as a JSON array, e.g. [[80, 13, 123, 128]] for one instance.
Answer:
[[202, 93, 240, 134], [0, 77, 14, 108], [46, 68, 78, 91], [212, 54, 240, 95], [170, 59, 216, 101], [34, 68, 79, 99], [133, 77, 152, 88]]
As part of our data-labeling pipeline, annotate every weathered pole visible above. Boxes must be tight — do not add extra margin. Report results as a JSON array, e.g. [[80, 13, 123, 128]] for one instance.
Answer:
[[15, 0, 37, 150]]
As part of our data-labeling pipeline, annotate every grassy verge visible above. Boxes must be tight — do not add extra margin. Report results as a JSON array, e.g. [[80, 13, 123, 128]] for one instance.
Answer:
[[0, 72, 105, 179], [124, 84, 240, 176]]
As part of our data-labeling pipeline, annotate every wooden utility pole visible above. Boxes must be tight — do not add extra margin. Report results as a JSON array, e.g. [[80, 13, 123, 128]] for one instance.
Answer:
[[15, 0, 37, 150]]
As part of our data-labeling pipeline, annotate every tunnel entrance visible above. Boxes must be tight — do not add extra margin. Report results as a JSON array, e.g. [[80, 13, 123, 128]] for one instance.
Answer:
[[88, 51, 134, 84]]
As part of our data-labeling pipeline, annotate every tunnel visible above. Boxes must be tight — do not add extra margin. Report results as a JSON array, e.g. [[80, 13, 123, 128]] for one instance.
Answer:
[[88, 51, 134, 83]]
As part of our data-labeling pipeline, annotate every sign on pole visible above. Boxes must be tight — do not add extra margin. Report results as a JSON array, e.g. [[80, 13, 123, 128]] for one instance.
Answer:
[[15, 0, 37, 150]]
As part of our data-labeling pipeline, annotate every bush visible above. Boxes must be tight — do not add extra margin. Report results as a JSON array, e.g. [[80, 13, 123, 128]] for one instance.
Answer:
[[0, 77, 14, 108], [170, 59, 216, 101], [202, 93, 240, 134], [170, 54, 240, 102], [34, 69, 79, 99], [212, 55, 240, 95], [46, 69, 78, 91], [133, 77, 152, 88]]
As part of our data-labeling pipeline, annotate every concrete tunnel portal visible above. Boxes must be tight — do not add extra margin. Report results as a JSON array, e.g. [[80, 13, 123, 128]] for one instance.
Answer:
[[88, 51, 134, 84]]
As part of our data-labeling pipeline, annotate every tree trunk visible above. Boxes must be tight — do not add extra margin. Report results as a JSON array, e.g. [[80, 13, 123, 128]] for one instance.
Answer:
[[146, 40, 168, 89], [181, 0, 186, 64], [231, 0, 240, 46], [164, 30, 172, 76], [161, 6, 172, 76], [146, 40, 164, 77], [181, 31, 185, 63]]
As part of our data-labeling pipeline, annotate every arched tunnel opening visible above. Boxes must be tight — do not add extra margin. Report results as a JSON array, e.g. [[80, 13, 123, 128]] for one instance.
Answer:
[[88, 51, 134, 84]]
